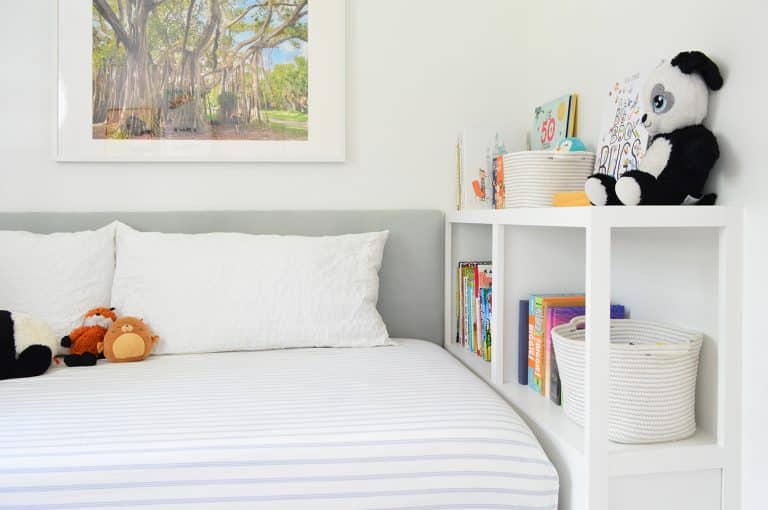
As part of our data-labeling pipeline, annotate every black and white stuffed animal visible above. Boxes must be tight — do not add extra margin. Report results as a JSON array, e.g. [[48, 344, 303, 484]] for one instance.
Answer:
[[586, 51, 723, 206], [0, 310, 60, 380]]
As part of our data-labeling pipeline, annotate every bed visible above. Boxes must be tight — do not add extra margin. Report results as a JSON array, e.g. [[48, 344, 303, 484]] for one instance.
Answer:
[[0, 340, 557, 509], [0, 211, 558, 509]]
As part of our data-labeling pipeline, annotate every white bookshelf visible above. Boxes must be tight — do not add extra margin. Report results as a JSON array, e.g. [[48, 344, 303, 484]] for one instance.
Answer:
[[445, 206, 741, 510]]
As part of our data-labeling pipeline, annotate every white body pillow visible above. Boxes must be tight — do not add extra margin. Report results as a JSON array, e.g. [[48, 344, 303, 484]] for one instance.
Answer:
[[0, 223, 116, 340], [111, 223, 391, 354]]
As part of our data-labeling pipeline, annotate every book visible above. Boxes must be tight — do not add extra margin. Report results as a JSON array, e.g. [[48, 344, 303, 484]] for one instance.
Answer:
[[485, 289, 493, 361], [465, 264, 475, 351], [456, 261, 492, 361], [517, 299, 529, 385], [492, 155, 505, 209], [531, 94, 577, 151], [457, 129, 507, 210], [476, 264, 492, 359], [594, 72, 649, 179], [529, 294, 585, 396], [457, 262, 473, 347], [527, 304, 537, 392], [546, 304, 626, 405], [455, 139, 463, 210], [481, 287, 492, 360]]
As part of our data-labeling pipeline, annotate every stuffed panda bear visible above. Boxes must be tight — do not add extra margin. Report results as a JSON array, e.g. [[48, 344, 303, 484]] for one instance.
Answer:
[[586, 51, 723, 206], [0, 310, 61, 380]]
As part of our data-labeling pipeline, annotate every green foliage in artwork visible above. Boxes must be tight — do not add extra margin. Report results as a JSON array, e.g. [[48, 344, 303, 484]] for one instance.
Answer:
[[91, 0, 310, 140], [262, 56, 308, 113], [92, 3, 126, 69]]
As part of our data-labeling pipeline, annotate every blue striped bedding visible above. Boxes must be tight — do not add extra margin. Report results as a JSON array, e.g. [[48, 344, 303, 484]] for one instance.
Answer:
[[0, 339, 558, 509]]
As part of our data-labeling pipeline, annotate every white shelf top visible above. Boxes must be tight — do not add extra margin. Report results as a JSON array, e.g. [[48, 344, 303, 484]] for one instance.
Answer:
[[448, 206, 730, 229]]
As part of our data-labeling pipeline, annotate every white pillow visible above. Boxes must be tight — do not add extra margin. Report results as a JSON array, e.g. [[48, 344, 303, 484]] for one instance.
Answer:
[[0, 223, 116, 341], [111, 223, 391, 354]]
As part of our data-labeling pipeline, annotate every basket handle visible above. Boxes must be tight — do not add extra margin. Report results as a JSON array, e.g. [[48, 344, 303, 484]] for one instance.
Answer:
[[568, 316, 586, 330], [566, 315, 698, 355]]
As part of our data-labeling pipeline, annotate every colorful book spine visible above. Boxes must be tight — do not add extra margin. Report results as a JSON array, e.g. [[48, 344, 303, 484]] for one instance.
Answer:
[[459, 263, 472, 348], [456, 138, 463, 210], [545, 304, 626, 405], [456, 262, 492, 361], [477, 264, 492, 358], [466, 265, 474, 351], [481, 287, 492, 361], [518, 300, 529, 385], [455, 264, 461, 344], [530, 294, 585, 396], [492, 155, 505, 209], [459, 268, 463, 346], [467, 264, 474, 350], [527, 299, 539, 393]]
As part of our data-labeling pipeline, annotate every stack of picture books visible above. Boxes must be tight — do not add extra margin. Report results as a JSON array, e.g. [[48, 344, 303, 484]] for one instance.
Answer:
[[456, 129, 506, 210], [456, 262, 493, 361], [517, 294, 625, 405]]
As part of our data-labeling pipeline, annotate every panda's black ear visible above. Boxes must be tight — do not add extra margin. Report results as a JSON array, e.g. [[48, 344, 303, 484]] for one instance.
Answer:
[[671, 51, 723, 91]]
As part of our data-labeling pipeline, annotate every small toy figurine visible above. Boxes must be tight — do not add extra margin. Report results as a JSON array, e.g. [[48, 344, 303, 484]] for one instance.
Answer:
[[555, 137, 587, 152]]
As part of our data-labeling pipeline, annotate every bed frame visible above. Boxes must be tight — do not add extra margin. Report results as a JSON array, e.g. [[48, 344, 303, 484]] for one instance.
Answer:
[[0, 210, 445, 345]]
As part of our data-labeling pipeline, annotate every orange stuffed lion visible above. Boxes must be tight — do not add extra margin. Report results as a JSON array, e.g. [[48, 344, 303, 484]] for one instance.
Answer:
[[61, 307, 117, 367]]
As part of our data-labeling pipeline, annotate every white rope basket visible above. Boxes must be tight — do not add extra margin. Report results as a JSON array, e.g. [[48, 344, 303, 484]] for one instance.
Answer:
[[503, 151, 595, 208], [551, 317, 703, 444]]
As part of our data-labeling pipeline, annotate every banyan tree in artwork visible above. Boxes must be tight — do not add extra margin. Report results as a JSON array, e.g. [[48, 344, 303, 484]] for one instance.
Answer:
[[92, 0, 308, 140]]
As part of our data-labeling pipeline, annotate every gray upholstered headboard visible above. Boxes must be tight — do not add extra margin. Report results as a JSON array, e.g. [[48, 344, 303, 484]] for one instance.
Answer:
[[0, 210, 445, 345]]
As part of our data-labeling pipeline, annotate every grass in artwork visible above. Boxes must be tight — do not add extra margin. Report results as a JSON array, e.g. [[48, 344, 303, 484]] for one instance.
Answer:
[[92, 0, 308, 141]]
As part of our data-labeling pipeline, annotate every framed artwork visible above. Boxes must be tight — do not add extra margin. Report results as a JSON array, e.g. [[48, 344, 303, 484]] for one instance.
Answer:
[[57, 0, 345, 162]]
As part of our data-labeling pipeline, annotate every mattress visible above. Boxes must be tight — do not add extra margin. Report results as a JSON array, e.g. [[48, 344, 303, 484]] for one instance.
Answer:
[[0, 339, 558, 510]]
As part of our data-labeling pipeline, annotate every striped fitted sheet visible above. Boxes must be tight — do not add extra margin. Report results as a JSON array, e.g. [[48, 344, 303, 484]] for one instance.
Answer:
[[0, 339, 558, 510]]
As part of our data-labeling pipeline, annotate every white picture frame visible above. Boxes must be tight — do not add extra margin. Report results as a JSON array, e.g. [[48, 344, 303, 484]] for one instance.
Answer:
[[57, 0, 346, 162]]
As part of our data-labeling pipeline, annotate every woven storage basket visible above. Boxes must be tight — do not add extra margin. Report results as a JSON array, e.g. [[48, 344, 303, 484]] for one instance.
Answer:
[[551, 317, 703, 444], [503, 151, 595, 207]]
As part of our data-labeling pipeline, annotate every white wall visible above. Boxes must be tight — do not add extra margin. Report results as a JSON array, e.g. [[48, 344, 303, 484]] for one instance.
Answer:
[[0, 0, 524, 212], [0, 0, 764, 506]]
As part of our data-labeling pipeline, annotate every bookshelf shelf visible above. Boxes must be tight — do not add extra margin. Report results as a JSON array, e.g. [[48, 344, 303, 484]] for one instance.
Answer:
[[447, 205, 728, 229], [444, 206, 741, 510]]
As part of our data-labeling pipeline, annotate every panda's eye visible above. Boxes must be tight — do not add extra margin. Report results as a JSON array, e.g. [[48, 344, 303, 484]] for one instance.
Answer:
[[649, 83, 675, 114]]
